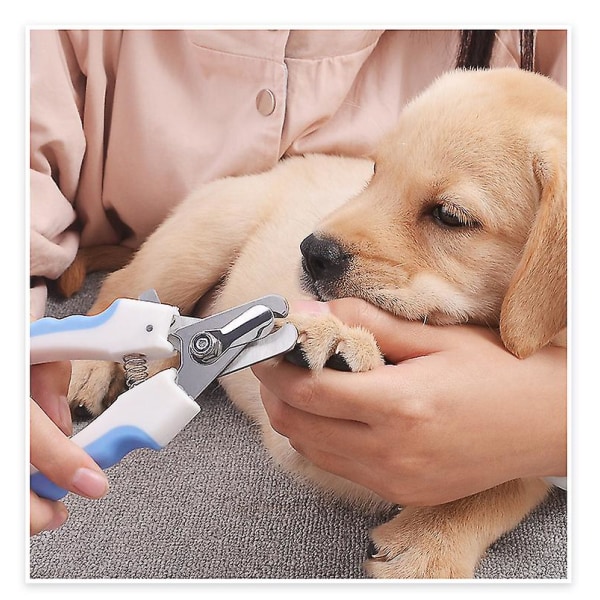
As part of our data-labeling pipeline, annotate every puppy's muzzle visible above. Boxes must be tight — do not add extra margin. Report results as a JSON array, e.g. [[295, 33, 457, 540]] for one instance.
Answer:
[[300, 233, 351, 284]]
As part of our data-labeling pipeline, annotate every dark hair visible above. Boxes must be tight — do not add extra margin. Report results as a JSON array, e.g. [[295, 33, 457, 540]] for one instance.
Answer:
[[456, 30, 536, 71]]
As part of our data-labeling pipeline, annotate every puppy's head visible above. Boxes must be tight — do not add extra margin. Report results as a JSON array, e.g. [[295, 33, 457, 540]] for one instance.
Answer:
[[301, 68, 566, 358]]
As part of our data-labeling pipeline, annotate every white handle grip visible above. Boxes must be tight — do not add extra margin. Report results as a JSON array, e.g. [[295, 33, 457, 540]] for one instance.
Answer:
[[30, 369, 200, 500], [30, 298, 179, 364]]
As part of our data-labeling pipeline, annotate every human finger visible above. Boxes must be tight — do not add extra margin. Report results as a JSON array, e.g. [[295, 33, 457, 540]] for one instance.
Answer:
[[253, 355, 412, 423], [29, 490, 68, 536], [283, 441, 395, 500], [278, 429, 425, 506], [30, 361, 72, 435], [30, 399, 109, 499], [257, 385, 392, 500], [259, 380, 375, 456]]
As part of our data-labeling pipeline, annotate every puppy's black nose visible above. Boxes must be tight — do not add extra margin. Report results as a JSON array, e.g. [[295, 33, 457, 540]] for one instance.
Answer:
[[300, 233, 350, 282]]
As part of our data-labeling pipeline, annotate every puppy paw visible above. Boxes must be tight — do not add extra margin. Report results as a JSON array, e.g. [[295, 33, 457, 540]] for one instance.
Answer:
[[68, 360, 125, 418], [67, 355, 179, 419], [285, 313, 384, 373], [365, 508, 477, 579]]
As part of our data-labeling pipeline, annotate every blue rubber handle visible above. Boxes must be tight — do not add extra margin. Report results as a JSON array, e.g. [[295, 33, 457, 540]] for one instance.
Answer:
[[30, 425, 161, 501], [30, 300, 120, 337]]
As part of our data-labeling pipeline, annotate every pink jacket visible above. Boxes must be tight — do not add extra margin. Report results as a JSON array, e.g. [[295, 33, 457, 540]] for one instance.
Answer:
[[29, 29, 567, 318]]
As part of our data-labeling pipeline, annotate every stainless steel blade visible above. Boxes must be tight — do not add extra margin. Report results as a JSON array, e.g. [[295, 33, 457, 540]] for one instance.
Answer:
[[219, 323, 298, 376]]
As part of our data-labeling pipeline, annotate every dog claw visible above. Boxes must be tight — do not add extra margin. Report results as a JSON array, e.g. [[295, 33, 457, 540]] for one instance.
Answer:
[[367, 541, 387, 561], [73, 403, 93, 421]]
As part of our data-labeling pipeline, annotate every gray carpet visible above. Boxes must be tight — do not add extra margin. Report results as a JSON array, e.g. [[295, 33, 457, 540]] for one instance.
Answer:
[[29, 273, 568, 580]]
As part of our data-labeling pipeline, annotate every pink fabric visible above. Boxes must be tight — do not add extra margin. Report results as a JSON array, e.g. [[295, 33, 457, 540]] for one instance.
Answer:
[[29, 29, 567, 318]]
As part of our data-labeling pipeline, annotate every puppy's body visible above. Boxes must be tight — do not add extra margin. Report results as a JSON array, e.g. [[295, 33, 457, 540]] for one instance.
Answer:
[[66, 68, 566, 578]]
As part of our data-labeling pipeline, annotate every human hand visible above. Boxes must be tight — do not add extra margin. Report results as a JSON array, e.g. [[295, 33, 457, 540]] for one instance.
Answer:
[[30, 361, 109, 535], [253, 298, 566, 506]]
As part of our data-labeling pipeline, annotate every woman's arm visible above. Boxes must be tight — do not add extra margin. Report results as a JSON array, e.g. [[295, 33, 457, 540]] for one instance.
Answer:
[[30, 30, 88, 318]]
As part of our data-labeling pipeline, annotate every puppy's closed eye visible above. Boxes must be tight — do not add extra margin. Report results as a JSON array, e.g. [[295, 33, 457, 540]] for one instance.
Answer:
[[430, 202, 480, 229]]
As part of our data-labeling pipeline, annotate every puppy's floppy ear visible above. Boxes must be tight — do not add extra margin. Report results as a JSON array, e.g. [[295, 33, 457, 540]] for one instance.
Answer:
[[500, 144, 567, 359]]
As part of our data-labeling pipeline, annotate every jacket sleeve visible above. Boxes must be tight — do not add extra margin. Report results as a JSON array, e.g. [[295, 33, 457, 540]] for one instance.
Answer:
[[536, 29, 568, 87], [29, 30, 87, 318]]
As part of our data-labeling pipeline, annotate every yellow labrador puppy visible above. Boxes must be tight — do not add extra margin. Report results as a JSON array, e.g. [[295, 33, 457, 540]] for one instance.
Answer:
[[64, 68, 566, 578]]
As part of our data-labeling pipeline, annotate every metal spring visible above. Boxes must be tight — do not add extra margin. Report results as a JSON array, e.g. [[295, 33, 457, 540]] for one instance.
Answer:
[[123, 352, 149, 388]]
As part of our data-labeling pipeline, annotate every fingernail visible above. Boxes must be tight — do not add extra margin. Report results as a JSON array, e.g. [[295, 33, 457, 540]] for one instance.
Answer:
[[290, 300, 330, 315], [72, 468, 109, 498]]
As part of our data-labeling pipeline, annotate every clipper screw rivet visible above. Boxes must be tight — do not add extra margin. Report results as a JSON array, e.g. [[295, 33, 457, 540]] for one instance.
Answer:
[[190, 332, 222, 363]]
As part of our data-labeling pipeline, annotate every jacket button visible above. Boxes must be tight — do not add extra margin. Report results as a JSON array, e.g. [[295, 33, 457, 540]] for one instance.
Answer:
[[256, 89, 276, 116]]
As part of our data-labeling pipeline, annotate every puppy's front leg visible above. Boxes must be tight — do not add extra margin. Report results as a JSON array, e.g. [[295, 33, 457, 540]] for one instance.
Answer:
[[366, 477, 550, 579], [69, 355, 180, 418], [69, 175, 274, 416], [92, 177, 275, 315]]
